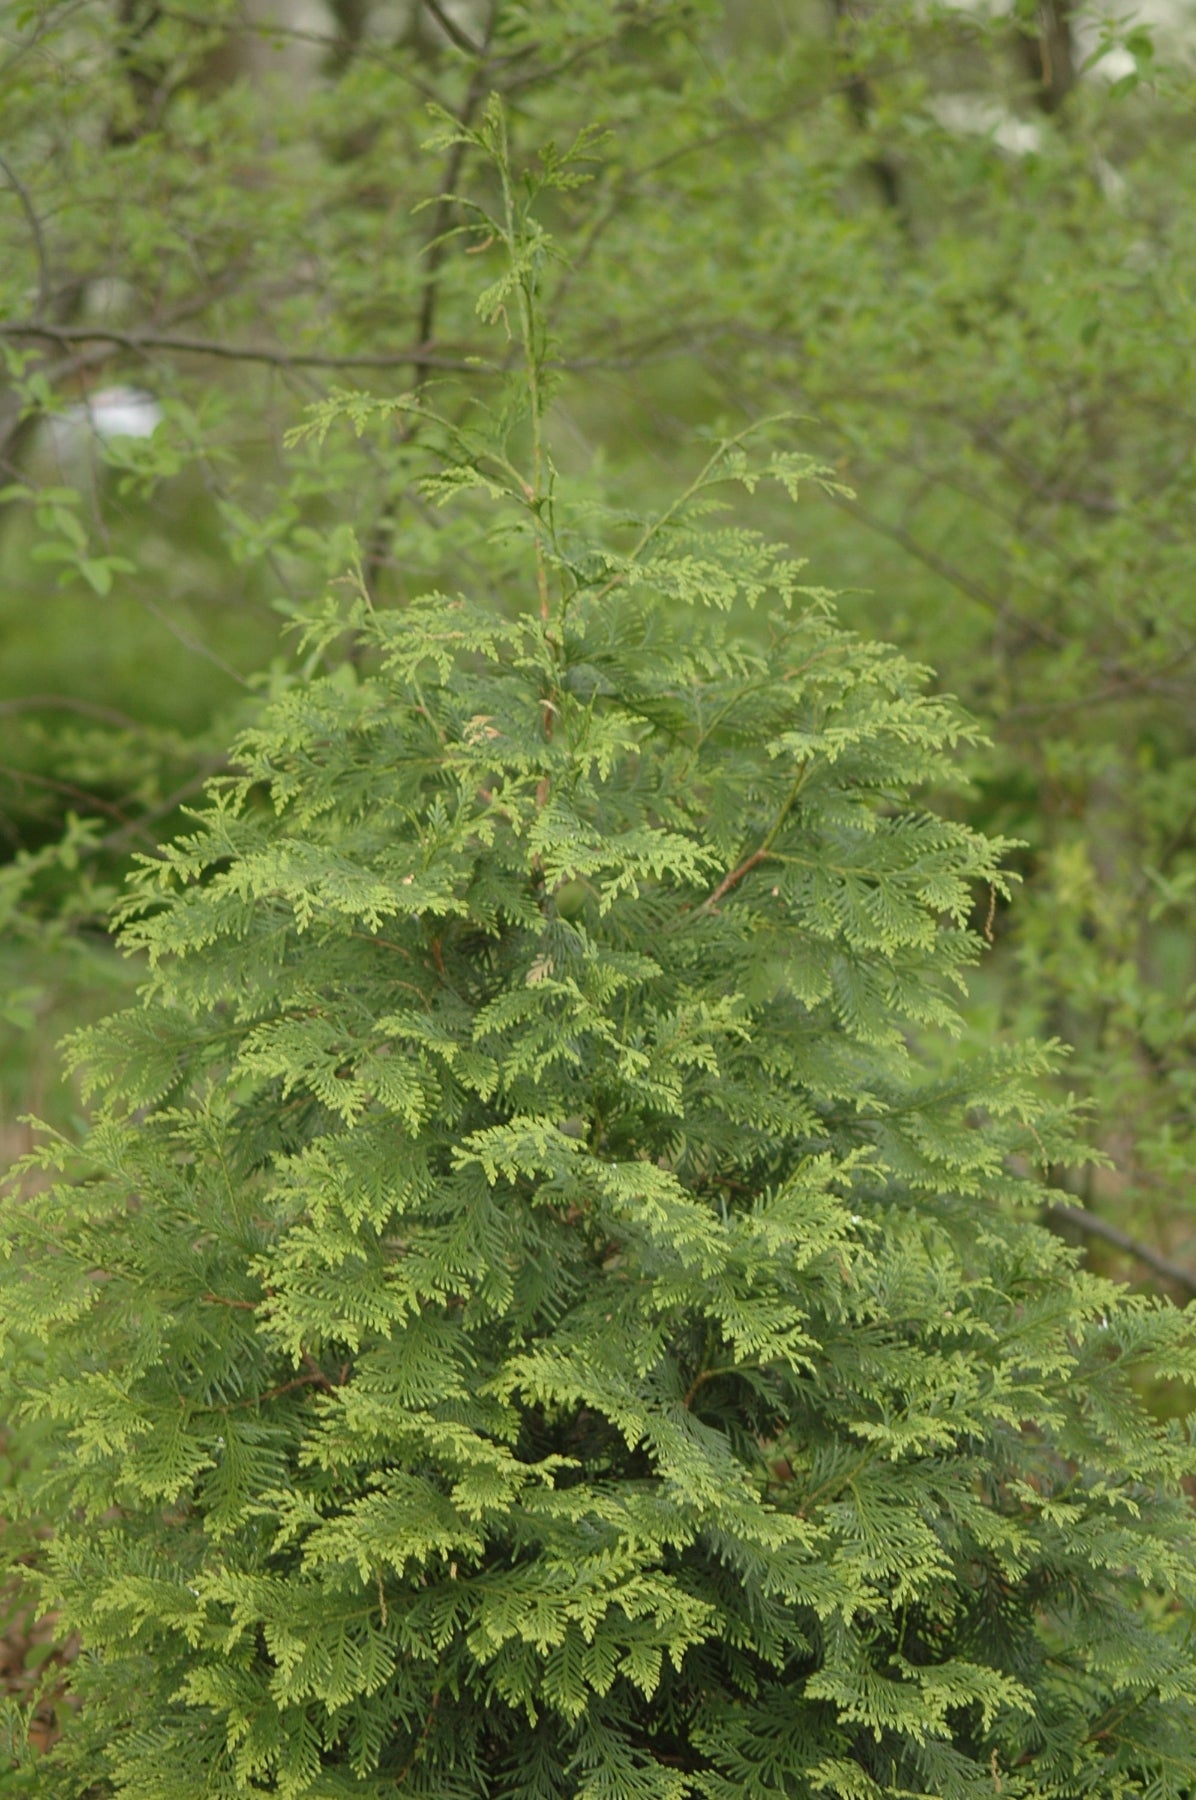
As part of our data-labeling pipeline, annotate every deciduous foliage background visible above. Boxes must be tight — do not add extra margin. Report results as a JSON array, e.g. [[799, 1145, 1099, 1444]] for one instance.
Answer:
[[2, 0, 1196, 1782]]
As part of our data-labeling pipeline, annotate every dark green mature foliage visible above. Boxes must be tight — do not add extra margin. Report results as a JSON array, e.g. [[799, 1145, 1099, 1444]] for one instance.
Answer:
[[4, 107, 1196, 1800]]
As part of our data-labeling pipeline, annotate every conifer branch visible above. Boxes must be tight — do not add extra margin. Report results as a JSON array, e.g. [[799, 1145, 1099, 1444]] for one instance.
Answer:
[[593, 420, 787, 604]]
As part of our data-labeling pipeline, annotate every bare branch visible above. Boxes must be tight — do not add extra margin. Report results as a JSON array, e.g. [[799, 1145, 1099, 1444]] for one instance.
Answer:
[[0, 155, 50, 315], [1046, 1202, 1196, 1297], [98, 762, 226, 852], [0, 320, 482, 372], [0, 694, 146, 731], [361, 0, 498, 599], [0, 760, 139, 829], [155, 3, 441, 96], [421, 0, 482, 57], [826, 489, 1057, 640]]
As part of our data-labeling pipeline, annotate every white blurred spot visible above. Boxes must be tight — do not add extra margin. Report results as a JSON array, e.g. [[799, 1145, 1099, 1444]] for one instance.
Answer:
[[72, 386, 163, 441], [929, 95, 1043, 157], [1090, 44, 1139, 79], [44, 385, 163, 465]]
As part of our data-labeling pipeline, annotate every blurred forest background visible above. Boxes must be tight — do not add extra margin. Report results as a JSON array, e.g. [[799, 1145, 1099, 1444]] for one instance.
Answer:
[[2, 0, 1196, 1758]]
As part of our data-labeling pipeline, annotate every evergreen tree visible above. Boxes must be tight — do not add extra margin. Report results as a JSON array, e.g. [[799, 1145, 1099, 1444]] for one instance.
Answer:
[[4, 104, 1196, 1800]]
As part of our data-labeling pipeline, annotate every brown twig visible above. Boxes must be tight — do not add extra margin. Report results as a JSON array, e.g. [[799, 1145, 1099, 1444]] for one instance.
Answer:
[[225, 1370, 329, 1410], [700, 847, 774, 913], [301, 1351, 337, 1388], [699, 761, 811, 914]]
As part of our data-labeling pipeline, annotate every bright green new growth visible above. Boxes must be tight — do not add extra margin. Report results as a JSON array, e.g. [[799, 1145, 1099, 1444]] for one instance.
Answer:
[[5, 103, 1196, 1800]]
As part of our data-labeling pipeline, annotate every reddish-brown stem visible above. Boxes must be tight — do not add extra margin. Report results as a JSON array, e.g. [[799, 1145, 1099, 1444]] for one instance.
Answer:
[[302, 1352, 336, 1389], [701, 846, 773, 912], [224, 1371, 328, 1411]]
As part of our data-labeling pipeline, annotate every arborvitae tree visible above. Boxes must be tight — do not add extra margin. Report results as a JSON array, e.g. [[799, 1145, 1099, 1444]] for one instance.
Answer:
[[4, 105, 1196, 1800]]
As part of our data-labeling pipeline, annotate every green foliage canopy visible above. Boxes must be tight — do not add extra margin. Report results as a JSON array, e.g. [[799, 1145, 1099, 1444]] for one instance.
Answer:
[[3, 105, 1196, 1799], [4, 0, 1196, 1280]]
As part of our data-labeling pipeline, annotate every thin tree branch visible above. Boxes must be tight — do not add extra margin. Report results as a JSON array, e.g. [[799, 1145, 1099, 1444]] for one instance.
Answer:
[[154, 3, 438, 86], [827, 490, 1058, 639], [698, 762, 811, 915], [0, 155, 50, 315], [0, 320, 480, 372], [701, 847, 775, 912], [1014, 0, 1076, 113], [8, 749, 221, 867], [421, 0, 482, 57], [1001, 669, 1196, 719], [361, 0, 498, 600], [0, 695, 145, 731], [1045, 1202, 1196, 1296], [223, 1370, 329, 1409], [98, 762, 226, 851], [683, 1364, 744, 1409], [0, 761, 139, 829], [0, 0, 94, 81]]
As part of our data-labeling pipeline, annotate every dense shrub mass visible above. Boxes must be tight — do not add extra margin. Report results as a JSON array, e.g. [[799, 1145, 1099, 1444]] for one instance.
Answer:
[[4, 118, 1196, 1799]]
